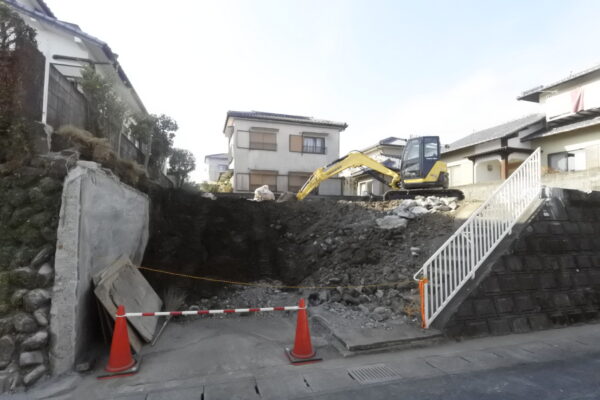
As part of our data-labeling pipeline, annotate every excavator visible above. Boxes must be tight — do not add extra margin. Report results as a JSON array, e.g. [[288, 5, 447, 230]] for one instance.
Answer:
[[295, 136, 464, 201]]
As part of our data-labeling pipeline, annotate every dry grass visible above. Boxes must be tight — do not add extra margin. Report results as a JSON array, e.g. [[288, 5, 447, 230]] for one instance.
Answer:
[[163, 286, 186, 310], [56, 125, 146, 186]]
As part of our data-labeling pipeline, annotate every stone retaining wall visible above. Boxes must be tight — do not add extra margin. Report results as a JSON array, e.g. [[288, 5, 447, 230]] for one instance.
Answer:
[[0, 156, 68, 391], [444, 188, 600, 337]]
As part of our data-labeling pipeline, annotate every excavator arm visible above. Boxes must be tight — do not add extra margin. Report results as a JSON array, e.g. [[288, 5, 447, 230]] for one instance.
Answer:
[[296, 152, 401, 200]]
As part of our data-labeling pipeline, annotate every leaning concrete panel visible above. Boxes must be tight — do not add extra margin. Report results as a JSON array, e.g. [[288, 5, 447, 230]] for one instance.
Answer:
[[50, 162, 150, 375]]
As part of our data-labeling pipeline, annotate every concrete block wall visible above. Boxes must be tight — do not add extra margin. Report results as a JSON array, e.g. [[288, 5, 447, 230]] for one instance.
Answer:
[[444, 188, 600, 337]]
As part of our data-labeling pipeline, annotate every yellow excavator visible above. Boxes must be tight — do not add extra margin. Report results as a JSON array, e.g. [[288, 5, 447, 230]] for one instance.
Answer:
[[296, 136, 464, 201]]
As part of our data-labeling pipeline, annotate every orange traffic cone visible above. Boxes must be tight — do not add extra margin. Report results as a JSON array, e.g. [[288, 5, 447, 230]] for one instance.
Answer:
[[285, 298, 322, 364], [98, 305, 141, 379]]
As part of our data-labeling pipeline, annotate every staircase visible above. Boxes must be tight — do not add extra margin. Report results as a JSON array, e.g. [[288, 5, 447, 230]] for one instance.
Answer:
[[414, 148, 542, 328]]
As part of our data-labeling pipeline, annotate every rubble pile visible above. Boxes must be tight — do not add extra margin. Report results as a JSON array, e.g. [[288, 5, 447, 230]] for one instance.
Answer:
[[165, 195, 461, 330]]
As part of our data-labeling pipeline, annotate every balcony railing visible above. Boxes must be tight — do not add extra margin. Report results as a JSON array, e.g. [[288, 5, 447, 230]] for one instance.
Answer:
[[302, 145, 326, 154]]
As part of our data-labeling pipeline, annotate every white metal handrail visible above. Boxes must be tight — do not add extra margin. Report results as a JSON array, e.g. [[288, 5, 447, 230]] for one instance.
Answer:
[[414, 148, 541, 328]]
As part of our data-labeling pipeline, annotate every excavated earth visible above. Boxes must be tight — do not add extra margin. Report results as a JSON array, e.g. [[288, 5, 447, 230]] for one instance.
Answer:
[[143, 190, 462, 329]]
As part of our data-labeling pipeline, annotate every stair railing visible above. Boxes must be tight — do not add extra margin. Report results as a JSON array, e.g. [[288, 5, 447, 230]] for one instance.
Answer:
[[414, 148, 541, 328]]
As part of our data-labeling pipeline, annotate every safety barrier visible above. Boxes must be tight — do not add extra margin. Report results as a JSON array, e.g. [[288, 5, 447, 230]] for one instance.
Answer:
[[99, 299, 319, 378], [414, 148, 542, 328]]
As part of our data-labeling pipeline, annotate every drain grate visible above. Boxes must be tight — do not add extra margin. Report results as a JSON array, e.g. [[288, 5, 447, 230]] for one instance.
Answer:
[[347, 364, 402, 384]]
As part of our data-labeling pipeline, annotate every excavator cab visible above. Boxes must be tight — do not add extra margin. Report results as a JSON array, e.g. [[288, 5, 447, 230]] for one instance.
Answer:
[[399, 136, 448, 189]]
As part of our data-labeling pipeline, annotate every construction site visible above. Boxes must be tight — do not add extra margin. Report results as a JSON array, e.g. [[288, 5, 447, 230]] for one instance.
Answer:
[[2, 1, 600, 399]]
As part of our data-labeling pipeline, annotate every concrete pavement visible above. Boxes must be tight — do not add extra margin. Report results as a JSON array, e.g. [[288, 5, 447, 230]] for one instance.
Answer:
[[9, 314, 600, 399]]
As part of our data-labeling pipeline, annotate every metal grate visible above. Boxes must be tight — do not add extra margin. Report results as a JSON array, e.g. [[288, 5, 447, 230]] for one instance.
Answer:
[[347, 364, 402, 384]]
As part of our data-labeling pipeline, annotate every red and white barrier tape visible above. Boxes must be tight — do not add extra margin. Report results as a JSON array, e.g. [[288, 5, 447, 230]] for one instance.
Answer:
[[119, 305, 303, 318]]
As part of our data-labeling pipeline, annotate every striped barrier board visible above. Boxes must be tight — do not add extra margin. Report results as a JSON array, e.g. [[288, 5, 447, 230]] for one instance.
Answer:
[[120, 305, 303, 318]]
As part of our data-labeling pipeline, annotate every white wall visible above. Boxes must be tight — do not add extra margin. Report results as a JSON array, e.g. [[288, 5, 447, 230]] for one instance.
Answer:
[[205, 157, 229, 182], [474, 155, 502, 183], [228, 118, 342, 193], [442, 147, 474, 187]]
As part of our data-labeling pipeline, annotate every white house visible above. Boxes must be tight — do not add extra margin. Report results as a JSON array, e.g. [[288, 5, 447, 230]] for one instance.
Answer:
[[223, 111, 347, 194], [518, 64, 600, 173], [342, 137, 406, 196], [204, 153, 229, 183], [5, 0, 148, 162]]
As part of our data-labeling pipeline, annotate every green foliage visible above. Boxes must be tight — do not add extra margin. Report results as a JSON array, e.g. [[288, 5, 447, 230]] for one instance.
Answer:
[[0, 4, 37, 51], [0, 4, 38, 163], [199, 181, 219, 193], [80, 66, 126, 139], [217, 170, 233, 192], [168, 148, 196, 188], [130, 113, 178, 170]]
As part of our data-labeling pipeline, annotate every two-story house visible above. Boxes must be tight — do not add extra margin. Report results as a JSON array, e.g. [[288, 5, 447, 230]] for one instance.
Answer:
[[204, 153, 229, 183], [518, 64, 600, 173], [5, 0, 149, 165], [341, 137, 406, 196], [223, 111, 348, 194]]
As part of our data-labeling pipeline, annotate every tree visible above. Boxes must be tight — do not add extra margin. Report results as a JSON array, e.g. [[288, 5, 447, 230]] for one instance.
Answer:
[[168, 148, 196, 188], [0, 4, 37, 51], [80, 66, 126, 140], [130, 113, 178, 172]]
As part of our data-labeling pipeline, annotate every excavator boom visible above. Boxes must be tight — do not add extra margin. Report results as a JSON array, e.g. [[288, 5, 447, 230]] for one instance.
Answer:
[[295, 136, 464, 201], [297, 152, 400, 200]]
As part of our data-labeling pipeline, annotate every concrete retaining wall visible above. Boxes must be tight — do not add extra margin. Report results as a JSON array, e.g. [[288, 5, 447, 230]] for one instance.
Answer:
[[50, 162, 149, 375]]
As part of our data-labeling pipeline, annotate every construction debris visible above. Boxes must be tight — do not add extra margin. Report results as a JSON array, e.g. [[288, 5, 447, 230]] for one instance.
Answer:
[[94, 257, 163, 352], [144, 193, 462, 331]]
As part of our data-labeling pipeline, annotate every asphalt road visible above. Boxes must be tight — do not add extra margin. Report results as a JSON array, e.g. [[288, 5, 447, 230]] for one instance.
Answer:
[[305, 354, 600, 400]]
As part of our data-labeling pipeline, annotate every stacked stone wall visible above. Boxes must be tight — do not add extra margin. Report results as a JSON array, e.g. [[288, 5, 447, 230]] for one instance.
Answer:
[[445, 189, 600, 337], [0, 156, 67, 390]]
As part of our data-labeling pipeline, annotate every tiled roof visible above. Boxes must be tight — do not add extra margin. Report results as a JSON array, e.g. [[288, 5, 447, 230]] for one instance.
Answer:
[[225, 111, 348, 131], [518, 63, 600, 102], [443, 114, 545, 154]]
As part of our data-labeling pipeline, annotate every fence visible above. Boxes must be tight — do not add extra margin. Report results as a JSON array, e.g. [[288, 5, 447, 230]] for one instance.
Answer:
[[414, 148, 542, 328], [47, 65, 87, 130]]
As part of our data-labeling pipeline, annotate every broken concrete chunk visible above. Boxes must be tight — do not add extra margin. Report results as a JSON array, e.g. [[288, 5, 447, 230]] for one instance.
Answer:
[[409, 206, 429, 216], [375, 215, 408, 230]]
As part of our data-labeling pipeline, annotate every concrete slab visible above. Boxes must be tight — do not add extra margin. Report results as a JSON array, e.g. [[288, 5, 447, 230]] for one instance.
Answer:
[[302, 368, 359, 393], [146, 386, 202, 399], [204, 377, 260, 400], [312, 308, 442, 353], [255, 374, 312, 399], [458, 349, 515, 370], [386, 357, 444, 379], [423, 354, 475, 374]]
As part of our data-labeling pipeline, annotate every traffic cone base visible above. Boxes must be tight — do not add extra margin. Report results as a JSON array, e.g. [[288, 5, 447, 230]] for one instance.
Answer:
[[285, 347, 321, 365], [98, 305, 141, 379], [97, 355, 141, 380], [286, 298, 322, 365]]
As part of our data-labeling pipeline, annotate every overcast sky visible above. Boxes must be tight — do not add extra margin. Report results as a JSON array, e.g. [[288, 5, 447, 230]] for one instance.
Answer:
[[44, 0, 600, 181]]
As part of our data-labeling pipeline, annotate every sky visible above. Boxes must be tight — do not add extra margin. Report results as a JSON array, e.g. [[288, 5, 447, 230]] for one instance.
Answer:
[[43, 0, 600, 181]]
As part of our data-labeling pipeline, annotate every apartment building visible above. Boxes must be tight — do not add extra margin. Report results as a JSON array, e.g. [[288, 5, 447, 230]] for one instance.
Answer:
[[223, 111, 347, 194]]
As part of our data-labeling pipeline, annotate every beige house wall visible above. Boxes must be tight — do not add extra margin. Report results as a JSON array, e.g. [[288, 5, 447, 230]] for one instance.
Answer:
[[441, 147, 475, 187], [530, 125, 600, 170]]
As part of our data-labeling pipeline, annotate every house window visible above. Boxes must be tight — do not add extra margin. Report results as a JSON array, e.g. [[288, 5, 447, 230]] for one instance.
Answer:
[[288, 172, 312, 193], [548, 150, 586, 172], [302, 137, 326, 154], [217, 164, 228, 172], [249, 130, 277, 151], [249, 170, 277, 191]]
